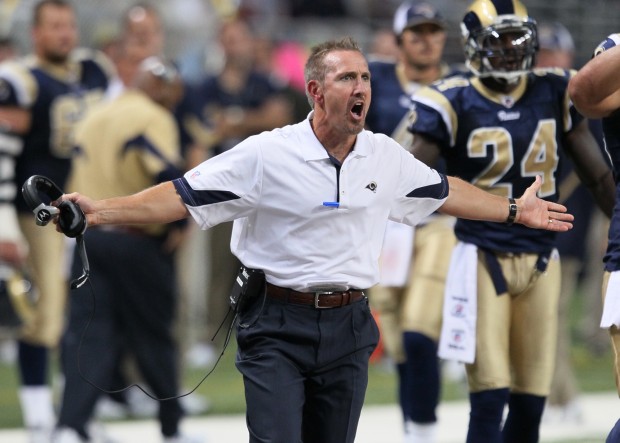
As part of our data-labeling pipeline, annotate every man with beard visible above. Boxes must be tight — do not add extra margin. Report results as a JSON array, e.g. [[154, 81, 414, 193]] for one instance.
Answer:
[[0, 1, 113, 441]]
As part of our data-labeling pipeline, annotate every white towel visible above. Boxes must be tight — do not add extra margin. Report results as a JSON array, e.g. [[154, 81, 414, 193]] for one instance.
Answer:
[[601, 270, 620, 328], [378, 221, 415, 287], [438, 242, 478, 364]]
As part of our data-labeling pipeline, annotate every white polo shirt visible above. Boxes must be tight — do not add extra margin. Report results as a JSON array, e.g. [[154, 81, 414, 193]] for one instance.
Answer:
[[175, 113, 447, 291]]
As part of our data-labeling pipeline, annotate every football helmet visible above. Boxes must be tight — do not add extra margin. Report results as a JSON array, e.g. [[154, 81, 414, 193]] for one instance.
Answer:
[[461, 0, 538, 81], [593, 33, 620, 58]]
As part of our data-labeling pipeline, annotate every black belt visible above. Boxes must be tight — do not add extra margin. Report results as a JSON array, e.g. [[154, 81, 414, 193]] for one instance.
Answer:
[[266, 283, 365, 309], [482, 249, 552, 295]]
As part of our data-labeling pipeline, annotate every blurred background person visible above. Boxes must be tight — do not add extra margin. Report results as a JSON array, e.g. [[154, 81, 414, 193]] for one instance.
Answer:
[[536, 21, 575, 68], [55, 56, 202, 443], [87, 2, 212, 422], [535, 21, 611, 423], [536, 20, 582, 422], [365, 2, 462, 441], [0, 0, 23, 365], [183, 16, 292, 369], [0, 1, 114, 441], [253, 35, 309, 123], [0, 36, 18, 62], [105, 2, 165, 99], [366, 27, 400, 62], [0, 33, 28, 368]]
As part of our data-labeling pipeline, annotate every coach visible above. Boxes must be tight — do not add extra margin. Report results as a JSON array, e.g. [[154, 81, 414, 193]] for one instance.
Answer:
[[57, 37, 572, 443]]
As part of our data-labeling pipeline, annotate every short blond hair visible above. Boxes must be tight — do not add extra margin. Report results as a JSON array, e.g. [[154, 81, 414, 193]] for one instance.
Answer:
[[304, 37, 363, 108]]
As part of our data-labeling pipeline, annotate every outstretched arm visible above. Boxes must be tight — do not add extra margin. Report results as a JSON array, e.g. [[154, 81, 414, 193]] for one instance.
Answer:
[[439, 175, 573, 231], [569, 44, 620, 119], [59, 181, 189, 228]]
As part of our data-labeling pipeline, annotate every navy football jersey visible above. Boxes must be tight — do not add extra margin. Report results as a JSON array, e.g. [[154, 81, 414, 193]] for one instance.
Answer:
[[603, 111, 620, 271], [0, 49, 113, 212], [367, 60, 418, 146], [189, 71, 284, 154], [409, 68, 580, 253], [366, 60, 461, 147]]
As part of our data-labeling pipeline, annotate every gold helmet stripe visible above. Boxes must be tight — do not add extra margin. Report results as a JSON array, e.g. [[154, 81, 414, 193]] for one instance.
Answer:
[[467, 0, 529, 29]]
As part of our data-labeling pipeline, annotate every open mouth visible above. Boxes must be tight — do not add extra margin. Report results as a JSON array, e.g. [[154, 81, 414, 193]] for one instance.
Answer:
[[351, 102, 364, 119]]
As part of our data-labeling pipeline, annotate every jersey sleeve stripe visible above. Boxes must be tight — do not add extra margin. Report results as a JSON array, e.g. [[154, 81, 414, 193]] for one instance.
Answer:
[[173, 177, 240, 207], [406, 172, 449, 199], [0, 132, 22, 154]]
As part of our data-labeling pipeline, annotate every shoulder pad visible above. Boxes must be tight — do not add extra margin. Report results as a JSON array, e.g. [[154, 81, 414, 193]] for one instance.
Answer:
[[72, 48, 116, 80], [0, 59, 38, 106], [532, 67, 571, 80]]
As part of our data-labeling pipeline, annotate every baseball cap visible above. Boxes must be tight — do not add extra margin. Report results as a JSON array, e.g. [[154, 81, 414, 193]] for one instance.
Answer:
[[393, 1, 446, 35], [537, 21, 574, 53]]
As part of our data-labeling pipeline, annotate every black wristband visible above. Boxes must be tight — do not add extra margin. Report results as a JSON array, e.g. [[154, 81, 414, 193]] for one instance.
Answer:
[[506, 197, 517, 226]]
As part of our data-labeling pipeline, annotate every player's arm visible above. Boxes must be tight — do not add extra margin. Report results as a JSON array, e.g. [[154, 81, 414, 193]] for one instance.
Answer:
[[0, 106, 31, 133], [569, 44, 620, 118], [0, 204, 27, 267], [215, 95, 292, 140], [410, 132, 441, 167], [439, 175, 573, 231], [0, 61, 36, 133], [410, 125, 572, 230], [563, 119, 616, 218], [59, 181, 190, 228]]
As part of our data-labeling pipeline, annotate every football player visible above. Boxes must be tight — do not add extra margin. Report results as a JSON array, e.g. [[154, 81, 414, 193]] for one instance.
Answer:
[[0, 37, 29, 332], [408, 1, 615, 442], [568, 33, 620, 443], [365, 2, 463, 441], [0, 1, 114, 441]]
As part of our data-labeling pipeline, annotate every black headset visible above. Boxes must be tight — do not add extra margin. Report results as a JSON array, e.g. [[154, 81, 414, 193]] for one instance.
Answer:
[[22, 175, 89, 289], [22, 175, 228, 400]]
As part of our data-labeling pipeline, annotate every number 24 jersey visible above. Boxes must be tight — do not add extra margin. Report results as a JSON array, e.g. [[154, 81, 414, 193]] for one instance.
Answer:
[[409, 69, 581, 253]]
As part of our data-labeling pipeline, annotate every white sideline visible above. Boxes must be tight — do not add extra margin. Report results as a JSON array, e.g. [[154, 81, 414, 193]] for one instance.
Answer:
[[0, 391, 616, 442]]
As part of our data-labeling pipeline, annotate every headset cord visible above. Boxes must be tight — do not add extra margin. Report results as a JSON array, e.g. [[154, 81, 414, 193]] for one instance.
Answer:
[[76, 280, 238, 401]]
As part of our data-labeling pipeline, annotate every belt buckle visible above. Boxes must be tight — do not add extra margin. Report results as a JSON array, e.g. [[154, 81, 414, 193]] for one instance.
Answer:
[[314, 290, 334, 309]]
